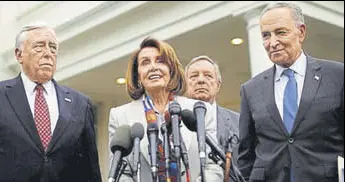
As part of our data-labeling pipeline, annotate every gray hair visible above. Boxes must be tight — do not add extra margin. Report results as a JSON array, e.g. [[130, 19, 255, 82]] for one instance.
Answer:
[[185, 55, 222, 83], [15, 21, 54, 50], [261, 2, 305, 26]]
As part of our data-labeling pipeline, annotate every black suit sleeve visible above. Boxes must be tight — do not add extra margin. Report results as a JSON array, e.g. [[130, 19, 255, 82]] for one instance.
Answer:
[[237, 85, 256, 181], [84, 99, 102, 182]]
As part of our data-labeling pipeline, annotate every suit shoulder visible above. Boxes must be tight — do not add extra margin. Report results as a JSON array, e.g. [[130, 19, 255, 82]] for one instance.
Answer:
[[241, 67, 272, 89], [109, 100, 139, 114], [0, 78, 17, 91], [57, 84, 92, 104], [227, 108, 240, 118], [316, 58, 344, 72], [312, 58, 344, 84], [218, 105, 240, 120], [218, 105, 238, 115]]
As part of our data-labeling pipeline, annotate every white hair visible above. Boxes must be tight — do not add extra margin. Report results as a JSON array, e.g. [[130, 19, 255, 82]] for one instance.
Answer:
[[185, 55, 222, 83], [261, 2, 305, 26], [15, 21, 54, 50]]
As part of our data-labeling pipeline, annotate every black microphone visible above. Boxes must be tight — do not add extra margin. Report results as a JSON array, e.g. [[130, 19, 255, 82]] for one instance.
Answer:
[[181, 109, 226, 162], [109, 125, 133, 182], [206, 132, 226, 162], [168, 100, 182, 182], [182, 109, 246, 182], [130, 123, 145, 176], [147, 122, 159, 181], [181, 109, 197, 132], [193, 101, 207, 175], [165, 110, 189, 180], [160, 122, 171, 181]]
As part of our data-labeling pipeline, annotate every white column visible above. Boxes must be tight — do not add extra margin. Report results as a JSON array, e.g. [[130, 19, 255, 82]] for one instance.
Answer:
[[244, 9, 273, 78]]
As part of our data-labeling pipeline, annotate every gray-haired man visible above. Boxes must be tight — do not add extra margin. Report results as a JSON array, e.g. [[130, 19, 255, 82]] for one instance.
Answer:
[[185, 55, 241, 181], [0, 22, 101, 182]]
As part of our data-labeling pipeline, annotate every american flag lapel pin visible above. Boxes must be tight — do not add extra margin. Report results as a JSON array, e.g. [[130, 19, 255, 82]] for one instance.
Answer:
[[64, 98, 71, 102]]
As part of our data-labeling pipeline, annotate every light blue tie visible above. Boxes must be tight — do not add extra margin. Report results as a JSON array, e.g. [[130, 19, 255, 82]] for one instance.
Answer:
[[283, 69, 297, 182], [283, 69, 297, 133]]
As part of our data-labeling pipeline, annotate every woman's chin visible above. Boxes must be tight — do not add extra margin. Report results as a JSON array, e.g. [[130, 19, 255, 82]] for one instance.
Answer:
[[146, 84, 168, 92]]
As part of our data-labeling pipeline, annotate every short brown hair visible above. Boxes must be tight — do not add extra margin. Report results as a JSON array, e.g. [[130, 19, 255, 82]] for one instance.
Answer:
[[126, 37, 186, 100]]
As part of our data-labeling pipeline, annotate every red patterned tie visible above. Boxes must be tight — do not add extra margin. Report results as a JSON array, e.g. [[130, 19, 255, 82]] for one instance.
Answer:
[[34, 84, 52, 150]]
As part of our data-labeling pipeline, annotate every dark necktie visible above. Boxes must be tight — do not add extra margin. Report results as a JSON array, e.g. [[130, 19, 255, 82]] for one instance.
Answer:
[[283, 69, 297, 133], [34, 84, 52, 151]]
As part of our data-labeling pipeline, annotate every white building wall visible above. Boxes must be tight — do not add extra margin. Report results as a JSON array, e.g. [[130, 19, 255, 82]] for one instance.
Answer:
[[1, 1, 343, 81]]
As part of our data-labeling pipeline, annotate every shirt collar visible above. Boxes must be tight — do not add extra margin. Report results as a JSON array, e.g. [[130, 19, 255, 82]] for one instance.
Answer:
[[275, 51, 307, 81], [211, 101, 217, 109], [20, 72, 54, 95]]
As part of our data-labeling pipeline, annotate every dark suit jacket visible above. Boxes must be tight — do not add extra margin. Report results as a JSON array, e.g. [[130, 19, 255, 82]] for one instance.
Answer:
[[217, 105, 239, 160], [0, 75, 102, 182], [237, 56, 344, 182], [217, 105, 243, 181]]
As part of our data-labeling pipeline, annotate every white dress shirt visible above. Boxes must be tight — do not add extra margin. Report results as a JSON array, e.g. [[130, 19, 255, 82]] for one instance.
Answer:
[[274, 51, 307, 120], [21, 72, 59, 134]]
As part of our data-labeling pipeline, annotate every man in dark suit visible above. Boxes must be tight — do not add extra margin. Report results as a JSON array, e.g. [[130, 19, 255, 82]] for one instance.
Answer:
[[238, 2, 344, 182], [185, 55, 241, 181], [0, 22, 102, 182]]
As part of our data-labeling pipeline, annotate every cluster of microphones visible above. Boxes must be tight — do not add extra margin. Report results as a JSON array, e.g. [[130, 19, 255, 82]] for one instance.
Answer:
[[109, 101, 246, 182]]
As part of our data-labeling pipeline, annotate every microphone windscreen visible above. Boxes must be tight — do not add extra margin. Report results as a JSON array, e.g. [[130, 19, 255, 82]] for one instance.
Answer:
[[110, 125, 133, 156], [131, 122, 145, 140], [169, 100, 182, 115], [181, 109, 197, 132], [194, 101, 207, 112]]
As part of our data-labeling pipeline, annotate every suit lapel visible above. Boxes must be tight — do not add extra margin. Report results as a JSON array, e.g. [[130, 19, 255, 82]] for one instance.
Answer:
[[291, 57, 321, 134], [127, 100, 151, 164], [46, 81, 73, 152], [263, 66, 289, 135], [5, 76, 43, 152], [217, 106, 228, 144]]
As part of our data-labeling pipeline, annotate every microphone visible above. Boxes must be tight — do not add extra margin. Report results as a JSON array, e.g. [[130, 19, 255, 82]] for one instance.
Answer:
[[182, 109, 225, 161], [224, 129, 239, 182], [181, 109, 247, 182], [193, 101, 207, 177], [160, 122, 171, 181], [109, 125, 133, 182], [147, 122, 159, 181], [165, 109, 190, 181], [206, 132, 226, 163], [130, 123, 145, 177], [169, 100, 182, 182], [181, 109, 197, 132], [169, 101, 182, 157]]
